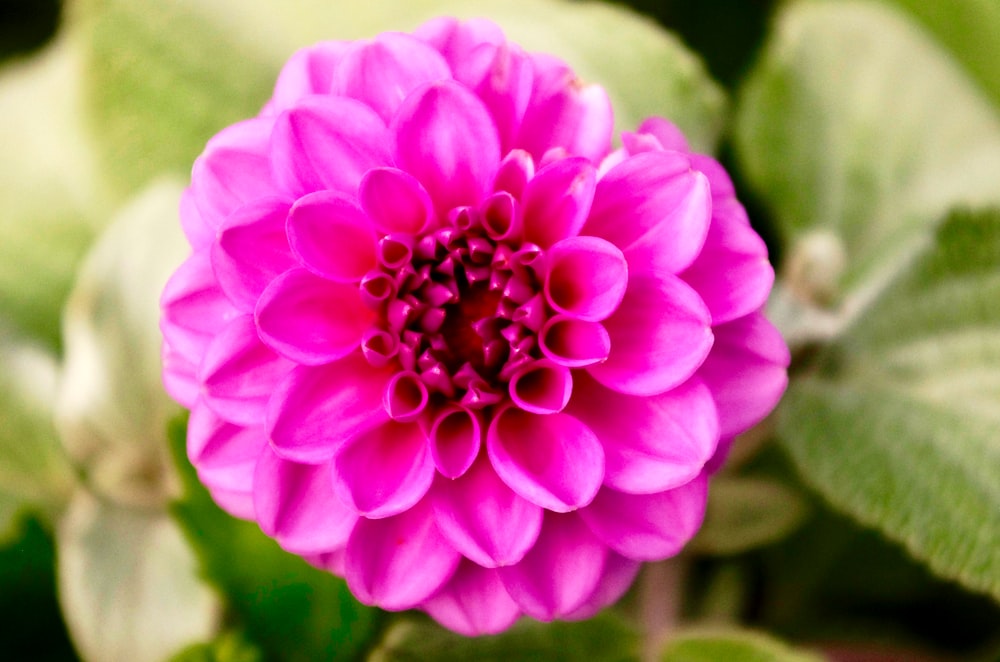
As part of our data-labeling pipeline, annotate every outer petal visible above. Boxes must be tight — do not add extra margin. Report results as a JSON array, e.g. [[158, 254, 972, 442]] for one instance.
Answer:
[[267, 353, 393, 463], [431, 455, 543, 568], [179, 188, 214, 250], [270, 41, 350, 113], [422, 561, 521, 636], [187, 399, 266, 492], [414, 17, 506, 72], [588, 273, 713, 397], [563, 552, 641, 621], [271, 95, 390, 197], [487, 407, 604, 513], [160, 251, 238, 363], [332, 421, 434, 519], [497, 513, 607, 620], [254, 445, 357, 555], [697, 312, 789, 439], [345, 499, 460, 611], [521, 157, 596, 248], [198, 314, 294, 426], [578, 475, 708, 561], [212, 197, 296, 311], [567, 373, 718, 494], [392, 81, 501, 218], [333, 33, 451, 122], [456, 42, 533, 152]]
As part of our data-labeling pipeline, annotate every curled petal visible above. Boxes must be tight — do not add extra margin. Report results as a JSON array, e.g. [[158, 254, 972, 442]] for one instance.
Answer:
[[360, 167, 435, 235], [538, 316, 610, 368], [345, 499, 460, 610], [498, 513, 607, 620], [487, 407, 603, 512], [422, 561, 521, 636], [481, 191, 521, 242], [508, 360, 573, 415], [287, 191, 377, 282], [521, 157, 596, 248], [268, 354, 393, 463], [589, 273, 712, 397], [429, 406, 481, 479], [254, 446, 357, 555], [255, 268, 372, 365], [545, 236, 627, 322], [492, 149, 535, 199], [579, 475, 707, 561], [332, 421, 434, 518], [383, 371, 430, 422]]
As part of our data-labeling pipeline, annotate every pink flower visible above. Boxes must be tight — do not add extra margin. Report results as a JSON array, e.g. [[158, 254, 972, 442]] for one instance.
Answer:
[[161, 18, 788, 635]]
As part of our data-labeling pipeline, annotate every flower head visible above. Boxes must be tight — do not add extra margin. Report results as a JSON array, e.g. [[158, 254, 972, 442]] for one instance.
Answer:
[[161, 18, 788, 635]]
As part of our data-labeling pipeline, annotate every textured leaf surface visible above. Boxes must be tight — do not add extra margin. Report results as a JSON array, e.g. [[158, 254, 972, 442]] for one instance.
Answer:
[[778, 208, 1000, 600], [660, 629, 824, 662], [736, 1, 1000, 304]]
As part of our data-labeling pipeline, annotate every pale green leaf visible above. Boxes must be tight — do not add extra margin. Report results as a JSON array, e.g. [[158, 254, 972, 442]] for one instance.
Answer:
[[736, 1, 1000, 308], [690, 476, 810, 556], [778, 208, 1000, 600], [0, 492, 25, 547], [57, 488, 221, 662], [55, 180, 190, 508], [660, 628, 825, 662]]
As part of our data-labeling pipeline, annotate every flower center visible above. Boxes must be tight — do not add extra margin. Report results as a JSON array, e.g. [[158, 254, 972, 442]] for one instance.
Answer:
[[440, 282, 503, 373]]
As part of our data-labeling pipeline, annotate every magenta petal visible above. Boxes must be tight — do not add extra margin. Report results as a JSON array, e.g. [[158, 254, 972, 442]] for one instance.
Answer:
[[585, 151, 711, 275], [423, 561, 521, 635], [203, 484, 255, 520], [267, 353, 393, 463], [162, 342, 199, 408], [563, 552, 641, 621], [393, 81, 501, 218], [568, 372, 718, 494], [212, 197, 296, 310], [636, 117, 691, 153], [431, 455, 543, 568], [271, 95, 390, 197], [191, 118, 279, 229], [545, 236, 627, 322], [254, 445, 357, 554], [188, 399, 267, 491], [538, 316, 610, 368], [334, 33, 451, 122], [332, 421, 434, 518], [255, 268, 373, 365], [487, 407, 604, 513], [429, 405, 481, 479], [199, 315, 294, 426], [698, 312, 789, 438], [521, 157, 596, 248], [160, 251, 239, 362], [286, 191, 378, 282], [360, 168, 435, 235], [457, 42, 533, 152], [492, 149, 535, 199], [270, 41, 349, 113], [579, 475, 707, 561], [498, 513, 607, 620], [345, 499, 460, 610], [508, 360, 573, 415], [415, 17, 505, 72], [589, 273, 713, 397], [179, 188, 214, 250]]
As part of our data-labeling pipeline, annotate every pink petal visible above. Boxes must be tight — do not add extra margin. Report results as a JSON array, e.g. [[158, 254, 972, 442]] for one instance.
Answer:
[[508, 360, 573, 415], [516, 55, 613, 162], [392, 81, 501, 219], [162, 342, 199, 408], [267, 353, 393, 463], [567, 372, 718, 494], [333, 33, 451, 122], [578, 475, 708, 561], [429, 405, 481, 479], [382, 371, 430, 422], [271, 95, 390, 197], [255, 267, 373, 365], [254, 445, 357, 555], [492, 149, 535, 199], [688, 153, 737, 200], [202, 483, 255, 520], [345, 499, 460, 610], [160, 251, 239, 362], [585, 151, 711, 275], [697, 312, 789, 438], [414, 17, 506, 72], [332, 421, 433, 518], [481, 191, 521, 242], [544, 236, 627, 322], [191, 118, 280, 230], [563, 552, 641, 621], [497, 513, 607, 620], [431, 455, 543, 568], [199, 315, 294, 426], [212, 197, 296, 310], [456, 42, 533, 152], [538, 316, 610, 368], [588, 273, 713, 397], [286, 191, 378, 283], [423, 561, 521, 636], [359, 167, 435, 235], [179, 188, 214, 250], [636, 117, 690, 153], [270, 41, 350, 113], [187, 399, 267, 492], [487, 407, 604, 513], [521, 157, 596, 248]]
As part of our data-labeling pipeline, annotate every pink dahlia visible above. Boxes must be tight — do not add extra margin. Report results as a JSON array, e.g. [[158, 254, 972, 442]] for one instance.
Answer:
[[161, 18, 788, 635]]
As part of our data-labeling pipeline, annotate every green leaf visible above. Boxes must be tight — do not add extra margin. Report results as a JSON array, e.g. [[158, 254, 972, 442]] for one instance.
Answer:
[[57, 488, 221, 662], [170, 630, 265, 662], [778, 208, 1000, 600], [660, 629, 825, 662], [736, 1, 1000, 307], [690, 476, 810, 556], [55, 180, 189, 508], [370, 613, 640, 662], [0, 35, 114, 349], [167, 417, 383, 662]]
